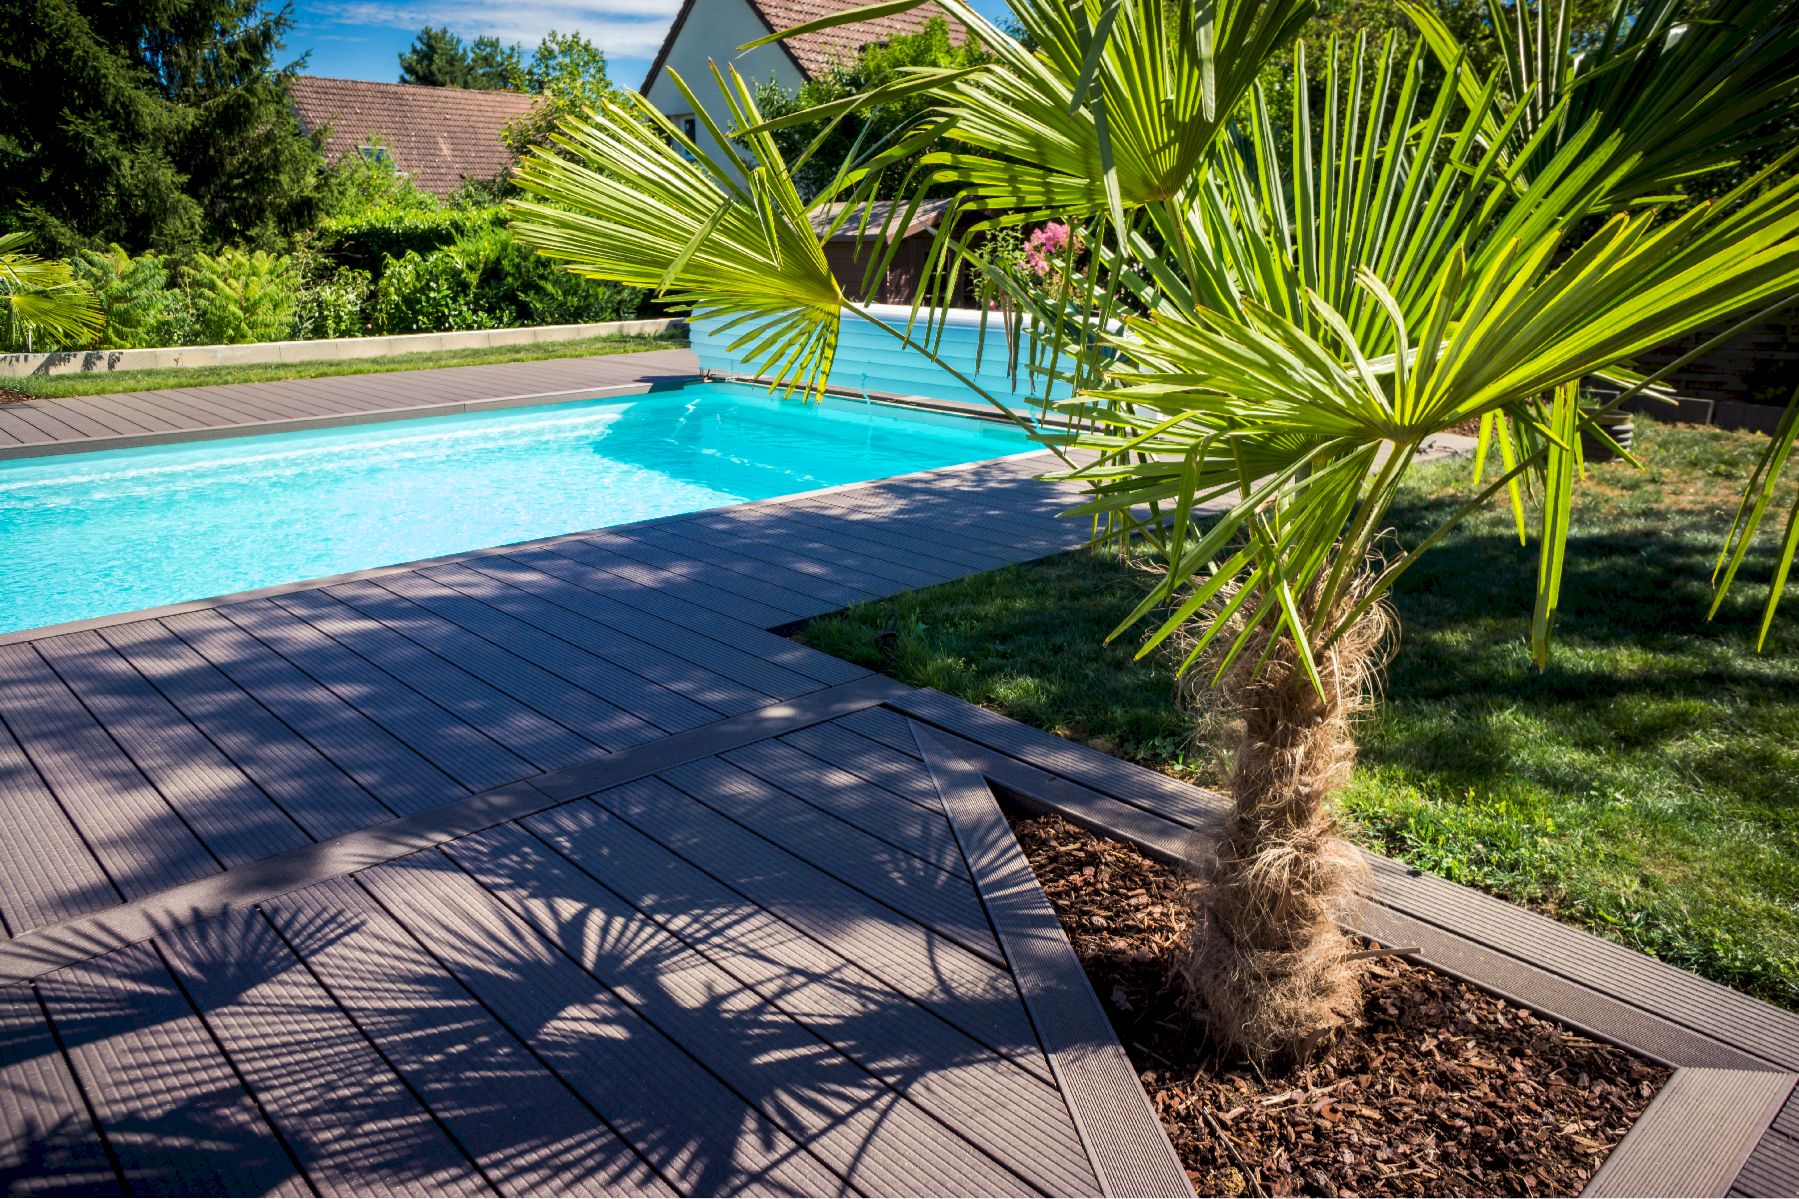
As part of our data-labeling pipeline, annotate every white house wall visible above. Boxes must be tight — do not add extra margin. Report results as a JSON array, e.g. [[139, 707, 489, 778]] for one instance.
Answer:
[[643, 0, 809, 182]]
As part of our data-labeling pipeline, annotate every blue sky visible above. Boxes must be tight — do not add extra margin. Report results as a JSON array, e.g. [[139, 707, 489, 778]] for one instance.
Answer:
[[285, 0, 1014, 93]]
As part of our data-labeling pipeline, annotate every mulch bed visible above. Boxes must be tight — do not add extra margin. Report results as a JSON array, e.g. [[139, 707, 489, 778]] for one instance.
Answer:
[[0, 385, 34, 404], [1010, 813, 1668, 1197]]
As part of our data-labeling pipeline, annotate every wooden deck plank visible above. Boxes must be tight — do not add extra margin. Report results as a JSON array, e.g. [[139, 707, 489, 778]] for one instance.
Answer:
[[322, 578, 662, 755], [369, 572, 701, 739], [263, 877, 673, 1198], [720, 738, 967, 874], [355, 851, 845, 1197], [216, 599, 538, 792], [35, 941, 308, 1196], [161, 608, 471, 817], [455, 553, 824, 701], [915, 728, 1193, 1198], [1585, 1068, 1795, 1198], [0, 643, 220, 904], [157, 907, 492, 1196], [536, 535, 820, 637], [585, 777, 1045, 1069], [658, 756, 1003, 961], [1735, 1127, 1799, 1196], [550, 534, 820, 628], [0, 716, 121, 935], [446, 822, 1041, 1198], [0, 985, 122, 1196], [522, 797, 1098, 1195], [419, 562, 769, 718], [623, 520, 884, 612], [33, 630, 313, 869], [270, 588, 603, 772], [96, 618, 398, 840], [683, 510, 963, 593]]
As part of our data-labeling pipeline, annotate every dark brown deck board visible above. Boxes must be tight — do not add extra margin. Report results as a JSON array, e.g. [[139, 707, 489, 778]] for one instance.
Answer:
[[0, 716, 122, 935], [446, 822, 1041, 1198], [419, 562, 770, 717], [262, 876, 673, 1197], [269, 588, 604, 772], [162, 608, 472, 817], [657, 756, 1004, 961], [0, 643, 221, 905], [915, 727, 1193, 1197], [215, 599, 538, 791], [1735, 1126, 1799, 1196], [1585, 1068, 1795, 1198], [321, 578, 663, 754], [355, 851, 844, 1196], [586, 776, 1044, 1069], [520, 797, 1098, 1196], [158, 907, 492, 1195], [96, 618, 398, 841], [35, 940, 308, 1196], [0, 986, 120, 1196], [32, 629, 312, 869], [369, 571, 701, 739], [456, 553, 823, 701]]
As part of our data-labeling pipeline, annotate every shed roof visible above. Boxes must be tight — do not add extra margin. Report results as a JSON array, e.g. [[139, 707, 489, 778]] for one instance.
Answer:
[[289, 75, 540, 198]]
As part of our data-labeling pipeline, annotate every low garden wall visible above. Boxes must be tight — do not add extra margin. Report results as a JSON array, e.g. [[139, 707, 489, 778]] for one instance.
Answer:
[[0, 317, 683, 379]]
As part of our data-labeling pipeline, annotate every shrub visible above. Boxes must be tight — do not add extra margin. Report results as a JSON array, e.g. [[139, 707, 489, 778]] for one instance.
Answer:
[[183, 248, 299, 344], [370, 226, 644, 334], [370, 246, 498, 334], [68, 246, 184, 348], [293, 260, 373, 340]]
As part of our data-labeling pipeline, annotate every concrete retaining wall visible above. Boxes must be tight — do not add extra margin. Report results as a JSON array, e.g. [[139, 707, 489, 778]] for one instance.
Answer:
[[0, 318, 684, 378]]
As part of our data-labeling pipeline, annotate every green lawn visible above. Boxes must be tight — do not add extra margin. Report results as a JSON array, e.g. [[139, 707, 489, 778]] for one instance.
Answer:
[[797, 419, 1799, 1007], [3, 331, 684, 399]]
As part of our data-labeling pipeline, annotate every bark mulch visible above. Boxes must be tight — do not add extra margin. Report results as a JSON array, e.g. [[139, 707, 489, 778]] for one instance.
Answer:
[[0, 385, 34, 404], [1010, 813, 1668, 1198]]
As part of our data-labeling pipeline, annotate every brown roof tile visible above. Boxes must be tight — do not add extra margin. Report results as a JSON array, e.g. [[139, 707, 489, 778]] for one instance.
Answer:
[[289, 76, 541, 198]]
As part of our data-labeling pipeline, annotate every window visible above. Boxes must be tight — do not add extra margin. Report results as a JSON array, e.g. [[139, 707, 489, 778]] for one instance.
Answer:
[[357, 145, 396, 169], [669, 114, 698, 160]]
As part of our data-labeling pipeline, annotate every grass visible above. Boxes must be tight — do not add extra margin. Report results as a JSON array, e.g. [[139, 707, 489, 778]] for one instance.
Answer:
[[797, 418, 1799, 1008], [2, 331, 685, 399]]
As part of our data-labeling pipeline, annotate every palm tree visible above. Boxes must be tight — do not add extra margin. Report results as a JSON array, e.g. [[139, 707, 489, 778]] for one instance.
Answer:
[[509, 0, 1799, 1063], [0, 232, 104, 352]]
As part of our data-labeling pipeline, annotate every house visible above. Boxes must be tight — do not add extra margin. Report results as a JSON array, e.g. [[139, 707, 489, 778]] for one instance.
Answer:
[[641, 0, 965, 175], [289, 76, 540, 198]]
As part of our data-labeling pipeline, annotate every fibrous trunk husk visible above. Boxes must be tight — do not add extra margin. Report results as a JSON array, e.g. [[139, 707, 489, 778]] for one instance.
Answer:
[[1179, 582, 1390, 1066]]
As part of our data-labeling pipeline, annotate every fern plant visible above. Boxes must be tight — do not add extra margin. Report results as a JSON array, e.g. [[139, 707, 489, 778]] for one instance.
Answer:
[[69, 245, 179, 349], [182, 247, 299, 345]]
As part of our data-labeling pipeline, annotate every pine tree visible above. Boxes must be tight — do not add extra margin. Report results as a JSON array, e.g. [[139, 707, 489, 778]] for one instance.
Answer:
[[0, 0, 324, 254]]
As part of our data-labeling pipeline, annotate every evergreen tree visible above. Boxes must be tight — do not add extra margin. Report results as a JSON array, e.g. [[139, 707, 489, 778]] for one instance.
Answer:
[[0, 0, 323, 254], [399, 25, 474, 87]]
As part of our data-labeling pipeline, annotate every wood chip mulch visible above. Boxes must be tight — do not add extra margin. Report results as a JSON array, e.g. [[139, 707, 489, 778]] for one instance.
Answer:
[[1011, 813, 1668, 1198], [0, 385, 34, 404]]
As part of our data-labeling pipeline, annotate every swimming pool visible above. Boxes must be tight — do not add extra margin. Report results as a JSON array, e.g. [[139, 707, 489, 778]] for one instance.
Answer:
[[0, 381, 1036, 635]]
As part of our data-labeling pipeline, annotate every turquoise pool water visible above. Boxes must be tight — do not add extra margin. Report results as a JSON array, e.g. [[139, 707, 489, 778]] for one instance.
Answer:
[[0, 381, 1034, 635]]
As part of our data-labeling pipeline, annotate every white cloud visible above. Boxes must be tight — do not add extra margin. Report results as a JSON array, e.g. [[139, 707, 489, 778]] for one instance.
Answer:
[[315, 0, 680, 56]]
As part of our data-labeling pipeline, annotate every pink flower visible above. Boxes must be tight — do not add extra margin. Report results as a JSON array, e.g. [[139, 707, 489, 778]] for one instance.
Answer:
[[1024, 222, 1075, 276]]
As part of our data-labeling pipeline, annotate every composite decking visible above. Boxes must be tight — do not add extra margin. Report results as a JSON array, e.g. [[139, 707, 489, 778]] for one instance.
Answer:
[[1, 351, 1796, 1197]]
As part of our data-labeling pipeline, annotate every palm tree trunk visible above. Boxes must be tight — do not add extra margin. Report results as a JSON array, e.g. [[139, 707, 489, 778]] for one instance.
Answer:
[[1182, 592, 1386, 1065]]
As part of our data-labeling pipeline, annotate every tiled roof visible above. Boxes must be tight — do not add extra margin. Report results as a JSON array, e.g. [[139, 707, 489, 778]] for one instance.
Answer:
[[289, 76, 541, 198], [643, 0, 969, 90]]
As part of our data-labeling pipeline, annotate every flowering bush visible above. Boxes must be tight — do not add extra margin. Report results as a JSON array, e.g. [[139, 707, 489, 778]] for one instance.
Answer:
[[1023, 222, 1082, 281]]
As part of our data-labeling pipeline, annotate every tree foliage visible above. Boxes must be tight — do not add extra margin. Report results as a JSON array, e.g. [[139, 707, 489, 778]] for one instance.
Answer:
[[740, 16, 990, 199], [398, 25, 523, 89], [0, 0, 325, 254]]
